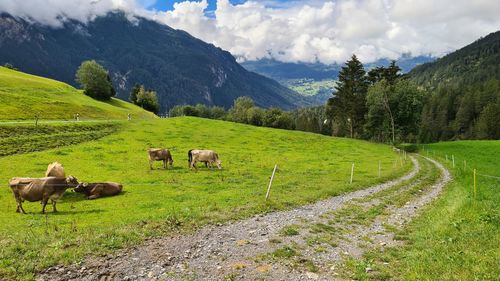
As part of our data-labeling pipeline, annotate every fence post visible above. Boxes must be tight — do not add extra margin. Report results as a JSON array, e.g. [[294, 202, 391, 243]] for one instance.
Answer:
[[473, 169, 477, 199], [446, 155, 448, 162], [350, 163, 355, 184], [265, 164, 278, 200], [464, 160, 467, 170], [378, 160, 381, 178], [452, 155, 455, 168]]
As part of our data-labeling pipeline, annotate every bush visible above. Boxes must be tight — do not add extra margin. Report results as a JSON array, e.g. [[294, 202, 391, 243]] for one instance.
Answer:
[[396, 143, 418, 152]]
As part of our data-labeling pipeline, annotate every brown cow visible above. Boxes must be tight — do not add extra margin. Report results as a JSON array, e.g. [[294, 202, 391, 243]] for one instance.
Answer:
[[9, 176, 79, 214], [45, 162, 65, 177], [188, 149, 222, 170], [74, 182, 123, 199], [147, 148, 174, 169]]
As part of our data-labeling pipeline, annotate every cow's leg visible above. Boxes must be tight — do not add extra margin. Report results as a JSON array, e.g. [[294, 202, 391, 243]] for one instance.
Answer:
[[18, 202, 27, 214], [51, 200, 57, 213], [13, 192, 26, 214], [149, 160, 154, 170], [163, 159, 167, 169], [88, 195, 100, 200], [41, 198, 49, 214]]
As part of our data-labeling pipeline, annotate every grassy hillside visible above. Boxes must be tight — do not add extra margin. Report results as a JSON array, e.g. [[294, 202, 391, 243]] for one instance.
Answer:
[[0, 66, 154, 121], [0, 117, 411, 280], [349, 141, 500, 280]]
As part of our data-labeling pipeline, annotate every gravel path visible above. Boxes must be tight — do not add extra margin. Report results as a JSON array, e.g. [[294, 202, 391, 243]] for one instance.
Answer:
[[38, 155, 450, 281]]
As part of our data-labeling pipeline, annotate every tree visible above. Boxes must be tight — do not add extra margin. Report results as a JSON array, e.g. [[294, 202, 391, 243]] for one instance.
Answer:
[[129, 84, 141, 103], [366, 79, 425, 143], [3, 63, 18, 71], [326, 55, 369, 138], [476, 102, 500, 139], [75, 60, 115, 100], [367, 61, 402, 86], [210, 106, 226, 120], [136, 86, 160, 114], [228, 96, 255, 123], [246, 107, 264, 126]]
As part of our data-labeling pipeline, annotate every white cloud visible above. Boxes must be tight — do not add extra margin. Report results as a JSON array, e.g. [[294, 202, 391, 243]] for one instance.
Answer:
[[1, 0, 500, 64]]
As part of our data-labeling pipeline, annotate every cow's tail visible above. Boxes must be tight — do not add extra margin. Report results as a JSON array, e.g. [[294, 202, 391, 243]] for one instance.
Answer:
[[188, 149, 193, 166]]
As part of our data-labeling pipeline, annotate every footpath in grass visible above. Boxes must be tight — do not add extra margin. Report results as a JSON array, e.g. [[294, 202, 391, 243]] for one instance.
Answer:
[[346, 141, 499, 280], [0, 117, 411, 280]]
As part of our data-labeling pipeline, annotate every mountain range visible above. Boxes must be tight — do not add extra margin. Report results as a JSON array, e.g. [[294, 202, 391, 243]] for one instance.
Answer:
[[0, 12, 309, 112]]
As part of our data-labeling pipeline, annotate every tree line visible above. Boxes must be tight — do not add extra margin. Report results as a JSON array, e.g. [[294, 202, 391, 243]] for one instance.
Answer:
[[73, 55, 498, 142], [169, 97, 332, 135]]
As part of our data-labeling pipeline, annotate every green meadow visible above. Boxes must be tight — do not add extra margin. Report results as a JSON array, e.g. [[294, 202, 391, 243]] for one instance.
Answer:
[[0, 67, 154, 121], [349, 140, 500, 280], [0, 117, 410, 280]]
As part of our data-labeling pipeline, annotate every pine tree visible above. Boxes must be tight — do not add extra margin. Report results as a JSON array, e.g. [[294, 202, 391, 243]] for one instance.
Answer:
[[327, 54, 368, 138]]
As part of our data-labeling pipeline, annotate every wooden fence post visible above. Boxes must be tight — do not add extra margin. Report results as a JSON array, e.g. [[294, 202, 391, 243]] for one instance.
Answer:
[[265, 164, 278, 200], [452, 155, 455, 168], [464, 160, 467, 170], [473, 169, 477, 199], [350, 163, 355, 184], [378, 160, 381, 178]]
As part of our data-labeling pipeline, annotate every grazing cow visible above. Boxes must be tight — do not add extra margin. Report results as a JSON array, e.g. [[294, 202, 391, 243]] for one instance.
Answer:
[[147, 148, 174, 169], [45, 162, 65, 178], [188, 149, 222, 170], [9, 176, 79, 214], [74, 182, 123, 199]]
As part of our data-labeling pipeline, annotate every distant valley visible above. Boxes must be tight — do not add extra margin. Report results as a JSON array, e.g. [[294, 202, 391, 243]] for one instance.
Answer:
[[241, 56, 435, 103]]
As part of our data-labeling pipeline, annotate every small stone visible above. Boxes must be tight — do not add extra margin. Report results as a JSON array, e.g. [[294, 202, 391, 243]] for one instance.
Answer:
[[306, 272, 319, 279], [379, 242, 387, 246], [148, 272, 154, 278], [217, 266, 222, 270], [365, 267, 373, 273]]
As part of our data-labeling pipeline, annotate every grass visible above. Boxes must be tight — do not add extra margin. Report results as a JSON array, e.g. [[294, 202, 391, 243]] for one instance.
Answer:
[[0, 67, 154, 121], [0, 117, 411, 280], [0, 123, 120, 156], [280, 225, 300, 236], [344, 141, 500, 280]]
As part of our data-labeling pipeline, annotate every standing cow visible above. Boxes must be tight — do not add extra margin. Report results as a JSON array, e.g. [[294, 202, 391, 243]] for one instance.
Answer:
[[74, 182, 123, 199], [188, 149, 222, 170], [45, 162, 65, 177], [9, 176, 79, 214], [147, 148, 174, 169]]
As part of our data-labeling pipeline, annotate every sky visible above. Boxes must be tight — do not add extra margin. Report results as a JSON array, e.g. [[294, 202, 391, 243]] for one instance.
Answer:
[[1, 0, 500, 64]]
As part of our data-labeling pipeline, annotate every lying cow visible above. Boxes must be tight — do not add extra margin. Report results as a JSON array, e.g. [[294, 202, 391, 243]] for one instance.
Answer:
[[74, 182, 123, 199], [188, 149, 222, 170], [45, 161, 65, 177], [148, 148, 174, 169], [9, 176, 79, 214]]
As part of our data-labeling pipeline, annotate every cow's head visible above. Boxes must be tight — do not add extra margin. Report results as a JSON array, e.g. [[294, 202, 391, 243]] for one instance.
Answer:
[[73, 182, 89, 193], [216, 159, 222, 169], [66, 175, 79, 187]]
